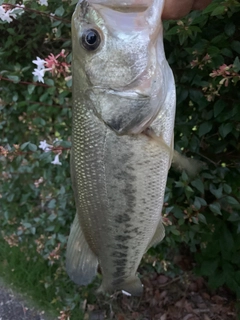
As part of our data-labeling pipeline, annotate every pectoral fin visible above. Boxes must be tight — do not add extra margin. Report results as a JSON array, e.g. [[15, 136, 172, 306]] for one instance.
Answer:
[[146, 218, 165, 252], [66, 214, 98, 285], [145, 127, 204, 177]]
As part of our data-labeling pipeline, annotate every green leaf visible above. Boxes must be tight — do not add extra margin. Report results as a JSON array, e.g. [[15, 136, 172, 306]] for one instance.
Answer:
[[209, 203, 222, 215], [175, 181, 184, 188], [225, 196, 240, 206], [27, 84, 35, 95], [45, 79, 54, 86], [57, 234, 66, 243], [208, 271, 226, 288], [182, 170, 188, 182], [224, 23, 236, 37], [222, 226, 235, 251], [59, 140, 72, 148], [170, 228, 181, 236], [54, 6, 65, 17], [48, 199, 56, 209], [172, 207, 184, 219], [7, 75, 20, 83], [201, 259, 219, 276], [213, 100, 226, 118], [209, 184, 223, 199], [186, 186, 194, 193], [20, 142, 29, 150], [28, 143, 37, 152], [211, 6, 225, 16], [219, 123, 233, 138], [208, 45, 220, 55], [202, 2, 219, 14], [198, 122, 212, 137], [191, 179, 205, 194], [7, 193, 14, 202], [228, 212, 240, 222], [48, 213, 57, 221], [223, 184, 232, 194], [231, 41, 240, 54], [165, 26, 179, 36], [195, 197, 207, 206], [198, 213, 207, 224], [233, 56, 240, 72], [221, 48, 233, 58], [22, 222, 32, 229]]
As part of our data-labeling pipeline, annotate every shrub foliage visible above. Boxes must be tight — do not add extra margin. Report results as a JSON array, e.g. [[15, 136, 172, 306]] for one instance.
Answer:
[[0, 0, 240, 316]]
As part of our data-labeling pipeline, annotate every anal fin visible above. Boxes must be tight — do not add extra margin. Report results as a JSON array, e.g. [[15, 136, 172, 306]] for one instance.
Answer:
[[66, 214, 98, 285]]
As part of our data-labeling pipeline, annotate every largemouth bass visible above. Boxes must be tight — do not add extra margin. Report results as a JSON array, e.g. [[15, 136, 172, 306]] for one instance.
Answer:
[[66, 0, 176, 296]]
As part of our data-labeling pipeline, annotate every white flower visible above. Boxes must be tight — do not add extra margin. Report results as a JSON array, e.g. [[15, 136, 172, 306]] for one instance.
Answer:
[[0, 6, 15, 23], [32, 65, 52, 83], [32, 57, 46, 70], [32, 68, 45, 83], [39, 140, 52, 152], [10, 5, 25, 17], [0, 5, 25, 23], [51, 154, 62, 166], [38, 0, 48, 6]]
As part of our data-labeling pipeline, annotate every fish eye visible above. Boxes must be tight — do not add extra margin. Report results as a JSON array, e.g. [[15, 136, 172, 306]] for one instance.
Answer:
[[81, 29, 101, 51]]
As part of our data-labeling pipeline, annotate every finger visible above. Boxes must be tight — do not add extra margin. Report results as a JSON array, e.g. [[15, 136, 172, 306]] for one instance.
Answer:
[[192, 0, 212, 10], [162, 0, 212, 20], [162, 0, 194, 20]]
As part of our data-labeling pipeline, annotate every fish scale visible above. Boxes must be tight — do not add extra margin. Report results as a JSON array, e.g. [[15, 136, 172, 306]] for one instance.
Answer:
[[66, 0, 176, 296], [71, 99, 171, 293]]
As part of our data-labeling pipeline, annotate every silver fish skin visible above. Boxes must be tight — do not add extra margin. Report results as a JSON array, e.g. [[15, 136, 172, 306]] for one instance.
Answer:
[[66, 0, 176, 296]]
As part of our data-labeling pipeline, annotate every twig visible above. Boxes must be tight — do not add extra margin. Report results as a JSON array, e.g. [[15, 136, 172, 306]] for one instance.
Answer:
[[194, 152, 219, 166], [0, 76, 52, 88], [158, 276, 182, 288], [193, 308, 210, 313], [3, 4, 71, 23]]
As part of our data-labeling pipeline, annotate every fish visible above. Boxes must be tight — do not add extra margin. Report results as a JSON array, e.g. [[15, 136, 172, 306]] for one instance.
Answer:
[[66, 0, 176, 296]]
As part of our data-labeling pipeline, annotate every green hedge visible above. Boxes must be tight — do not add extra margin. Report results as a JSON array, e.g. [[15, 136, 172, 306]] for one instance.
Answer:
[[0, 0, 240, 316]]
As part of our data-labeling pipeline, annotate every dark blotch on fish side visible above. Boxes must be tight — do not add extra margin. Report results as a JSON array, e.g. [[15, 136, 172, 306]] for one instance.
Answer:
[[115, 235, 133, 241], [113, 266, 127, 279], [124, 227, 141, 235], [125, 164, 135, 171], [115, 213, 131, 223], [120, 151, 134, 164], [122, 189, 136, 203], [115, 243, 129, 250], [112, 276, 126, 285], [114, 258, 128, 267], [111, 251, 127, 258]]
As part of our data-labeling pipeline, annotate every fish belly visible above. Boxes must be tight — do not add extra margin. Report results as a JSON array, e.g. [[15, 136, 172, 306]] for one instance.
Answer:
[[71, 99, 171, 293]]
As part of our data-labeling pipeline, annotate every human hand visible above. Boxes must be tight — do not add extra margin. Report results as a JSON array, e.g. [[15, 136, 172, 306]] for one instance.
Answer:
[[162, 0, 212, 19]]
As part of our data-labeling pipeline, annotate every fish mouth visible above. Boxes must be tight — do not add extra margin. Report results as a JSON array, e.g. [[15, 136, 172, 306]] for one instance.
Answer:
[[92, 87, 150, 100], [88, 0, 151, 12]]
